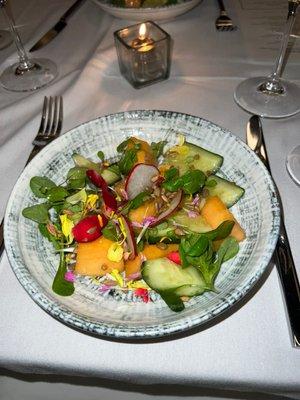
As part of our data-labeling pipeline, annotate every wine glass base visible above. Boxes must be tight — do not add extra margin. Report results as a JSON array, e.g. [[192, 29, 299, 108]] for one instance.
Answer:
[[286, 145, 300, 186], [0, 58, 58, 92], [0, 30, 12, 50], [234, 77, 300, 118]]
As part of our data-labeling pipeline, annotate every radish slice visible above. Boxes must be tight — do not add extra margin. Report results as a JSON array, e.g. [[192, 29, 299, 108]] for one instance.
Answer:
[[119, 215, 137, 260], [72, 214, 107, 243], [86, 169, 117, 211], [125, 163, 159, 200], [149, 190, 183, 227]]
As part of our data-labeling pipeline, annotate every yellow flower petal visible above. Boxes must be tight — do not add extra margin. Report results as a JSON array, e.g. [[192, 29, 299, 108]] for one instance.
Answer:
[[60, 214, 74, 244], [110, 269, 124, 287], [86, 194, 99, 209], [107, 243, 124, 262], [127, 280, 149, 290], [178, 134, 185, 146]]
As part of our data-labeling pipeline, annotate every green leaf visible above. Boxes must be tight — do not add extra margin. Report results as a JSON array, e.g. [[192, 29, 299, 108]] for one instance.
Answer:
[[102, 220, 119, 241], [216, 236, 239, 264], [151, 140, 167, 159], [67, 166, 87, 180], [52, 252, 75, 296], [163, 169, 206, 195], [22, 203, 50, 223], [30, 176, 56, 198], [121, 191, 151, 214], [47, 187, 69, 203], [117, 139, 130, 153], [202, 221, 234, 241], [205, 179, 217, 188], [38, 224, 61, 250], [158, 289, 184, 312], [97, 151, 105, 161], [118, 148, 138, 175]]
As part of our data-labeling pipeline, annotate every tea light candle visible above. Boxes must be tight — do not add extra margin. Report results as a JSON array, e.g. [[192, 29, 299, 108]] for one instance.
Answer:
[[131, 23, 155, 52], [114, 21, 171, 89]]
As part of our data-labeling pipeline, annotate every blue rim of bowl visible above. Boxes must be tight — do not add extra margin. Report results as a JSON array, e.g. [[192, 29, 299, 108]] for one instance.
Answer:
[[4, 110, 280, 339]]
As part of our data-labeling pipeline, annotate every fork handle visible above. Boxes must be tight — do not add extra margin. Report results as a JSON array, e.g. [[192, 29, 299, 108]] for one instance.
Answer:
[[217, 0, 226, 12]]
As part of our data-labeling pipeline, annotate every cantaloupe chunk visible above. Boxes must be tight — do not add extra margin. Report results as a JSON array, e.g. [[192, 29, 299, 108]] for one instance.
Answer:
[[142, 244, 179, 260], [129, 200, 157, 224], [125, 255, 143, 278], [127, 137, 156, 165], [201, 196, 245, 242], [75, 236, 124, 276]]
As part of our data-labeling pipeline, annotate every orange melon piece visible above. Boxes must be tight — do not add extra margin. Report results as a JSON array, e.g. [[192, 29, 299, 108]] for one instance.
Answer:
[[142, 244, 179, 260], [125, 255, 143, 278], [127, 137, 156, 165], [201, 196, 245, 242], [129, 200, 157, 224], [75, 236, 124, 276]]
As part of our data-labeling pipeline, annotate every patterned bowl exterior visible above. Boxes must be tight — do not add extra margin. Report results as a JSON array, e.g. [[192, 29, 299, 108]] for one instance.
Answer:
[[4, 111, 280, 339]]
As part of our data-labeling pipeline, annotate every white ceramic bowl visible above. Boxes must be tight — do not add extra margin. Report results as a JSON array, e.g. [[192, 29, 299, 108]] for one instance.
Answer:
[[93, 0, 202, 21], [4, 110, 280, 339]]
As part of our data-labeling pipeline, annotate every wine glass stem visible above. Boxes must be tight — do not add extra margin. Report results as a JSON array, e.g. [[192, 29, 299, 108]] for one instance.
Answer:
[[259, 1, 299, 94], [0, 0, 34, 72]]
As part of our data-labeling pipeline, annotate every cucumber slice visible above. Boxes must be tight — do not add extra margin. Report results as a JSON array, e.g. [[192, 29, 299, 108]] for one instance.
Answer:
[[145, 222, 181, 244], [164, 142, 223, 176], [142, 258, 206, 292], [206, 175, 245, 207], [171, 210, 212, 233], [101, 168, 121, 185]]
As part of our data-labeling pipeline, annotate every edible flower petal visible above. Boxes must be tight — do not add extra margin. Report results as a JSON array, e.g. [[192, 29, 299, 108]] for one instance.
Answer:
[[60, 214, 74, 244], [86, 194, 99, 210], [187, 210, 198, 218], [127, 280, 149, 289], [64, 271, 76, 282], [107, 242, 124, 262], [134, 288, 149, 303], [178, 133, 185, 146], [110, 269, 124, 287]]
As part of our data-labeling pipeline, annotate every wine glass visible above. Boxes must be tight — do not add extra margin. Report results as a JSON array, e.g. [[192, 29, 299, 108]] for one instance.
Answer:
[[234, 1, 300, 119], [0, 0, 57, 92], [0, 29, 12, 49], [286, 145, 300, 185]]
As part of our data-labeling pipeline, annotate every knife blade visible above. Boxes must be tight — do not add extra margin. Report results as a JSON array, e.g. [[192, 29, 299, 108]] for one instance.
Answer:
[[29, 0, 86, 52], [247, 115, 300, 348]]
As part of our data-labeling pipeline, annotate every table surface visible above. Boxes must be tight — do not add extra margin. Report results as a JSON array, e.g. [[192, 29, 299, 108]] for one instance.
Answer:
[[1, 0, 300, 397]]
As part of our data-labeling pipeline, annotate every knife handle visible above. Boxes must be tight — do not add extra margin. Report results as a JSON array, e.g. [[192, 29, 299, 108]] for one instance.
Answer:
[[61, 0, 86, 22], [275, 220, 300, 347]]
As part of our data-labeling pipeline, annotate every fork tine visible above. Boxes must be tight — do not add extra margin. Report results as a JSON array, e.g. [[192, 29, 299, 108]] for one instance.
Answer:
[[44, 96, 53, 135], [49, 97, 59, 136], [37, 97, 48, 134], [56, 96, 63, 136]]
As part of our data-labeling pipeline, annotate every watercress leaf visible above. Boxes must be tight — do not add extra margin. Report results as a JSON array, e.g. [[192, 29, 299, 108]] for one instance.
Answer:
[[180, 170, 206, 194], [216, 236, 239, 264], [67, 178, 86, 190], [97, 151, 105, 161], [22, 203, 50, 223], [179, 242, 189, 268], [202, 221, 234, 241], [182, 233, 209, 257], [67, 166, 87, 180], [151, 140, 167, 159], [117, 138, 130, 153], [102, 220, 119, 241], [52, 252, 75, 296], [164, 167, 179, 181], [122, 191, 151, 214], [118, 148, 138, 175], [30, 176, 56, 198], [47, 187, 69, 203], [158, 289, 185, 312], [38, 224, 61, 250]]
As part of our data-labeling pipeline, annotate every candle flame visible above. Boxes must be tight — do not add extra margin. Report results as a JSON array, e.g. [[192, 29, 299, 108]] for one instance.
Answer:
[[139, 23, 146, 40]]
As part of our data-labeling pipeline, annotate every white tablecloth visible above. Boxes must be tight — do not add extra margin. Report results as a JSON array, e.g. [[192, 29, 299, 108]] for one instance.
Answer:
[[1, 1, 300, 399]]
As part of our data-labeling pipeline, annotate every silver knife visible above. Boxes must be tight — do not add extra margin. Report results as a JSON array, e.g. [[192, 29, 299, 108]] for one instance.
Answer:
[[29, 0, 86, 52], [247, 115, 300, 348]]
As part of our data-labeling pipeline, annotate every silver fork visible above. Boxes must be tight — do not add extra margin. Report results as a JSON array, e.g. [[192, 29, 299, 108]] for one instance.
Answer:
[[215, 0, 237, 31], [0, 96, 64, 256]]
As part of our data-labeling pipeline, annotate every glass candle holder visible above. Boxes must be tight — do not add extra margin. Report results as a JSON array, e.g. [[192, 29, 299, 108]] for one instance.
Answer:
[[114, 21, 171, 89]]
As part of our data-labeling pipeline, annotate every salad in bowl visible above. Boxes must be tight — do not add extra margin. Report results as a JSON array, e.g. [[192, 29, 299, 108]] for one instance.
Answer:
[[22, 134, 246, 312]]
